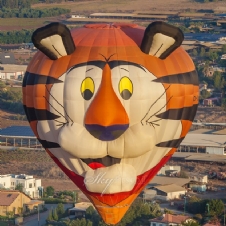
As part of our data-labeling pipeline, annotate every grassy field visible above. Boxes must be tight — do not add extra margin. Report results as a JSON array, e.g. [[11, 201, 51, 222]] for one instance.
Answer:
[[0, 17, 60, 30], [1, 0, 225, 31], [32, 0, 226, 13]]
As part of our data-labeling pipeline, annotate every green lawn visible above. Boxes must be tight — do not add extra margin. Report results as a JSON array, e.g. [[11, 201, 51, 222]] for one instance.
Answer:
[[0, 18, 54, 30]]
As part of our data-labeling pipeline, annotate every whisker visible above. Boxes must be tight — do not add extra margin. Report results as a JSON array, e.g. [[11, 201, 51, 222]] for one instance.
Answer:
[[45, 85, 74, 123], [141, 85, 171, 124], [56, 122, 68, 127], [43, 96, 69, 123], [54, 119, 67, 124], [147, 118, 162, 124], [146, 95, 173, 122]]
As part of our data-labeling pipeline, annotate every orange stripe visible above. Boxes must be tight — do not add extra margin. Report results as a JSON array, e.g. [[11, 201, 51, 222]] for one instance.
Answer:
[[23, 84, 52, 109]]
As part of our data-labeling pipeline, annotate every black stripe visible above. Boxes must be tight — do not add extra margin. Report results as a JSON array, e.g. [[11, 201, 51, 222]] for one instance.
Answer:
[[23, 106, 60, 122], [156, 104, 198, 121], [156, 137, 184, 148], [23, 71, 63, 87], [153, 70, 198, 85], [38, 139, 60, 149]]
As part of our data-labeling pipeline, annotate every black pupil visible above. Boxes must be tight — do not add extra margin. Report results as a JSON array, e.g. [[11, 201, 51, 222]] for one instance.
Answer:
[[82, 89, 93, 100], [120, 89, 132, 100]]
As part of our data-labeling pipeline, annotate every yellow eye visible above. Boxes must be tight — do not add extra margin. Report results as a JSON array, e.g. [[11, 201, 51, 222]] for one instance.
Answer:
[[119, 77, 133, 100], [81, 77, 95, 100]]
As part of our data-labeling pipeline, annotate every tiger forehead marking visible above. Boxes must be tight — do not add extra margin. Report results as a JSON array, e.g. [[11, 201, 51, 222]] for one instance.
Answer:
[[23, 22, 199, 225]]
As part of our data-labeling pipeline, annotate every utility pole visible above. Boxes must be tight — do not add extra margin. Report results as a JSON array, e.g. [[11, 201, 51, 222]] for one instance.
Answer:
[[184, 196, 187, 215]]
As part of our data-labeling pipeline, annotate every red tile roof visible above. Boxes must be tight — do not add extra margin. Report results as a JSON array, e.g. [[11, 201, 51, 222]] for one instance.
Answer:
[[150, 213, 191, 224], [0, 190, 19, 206]]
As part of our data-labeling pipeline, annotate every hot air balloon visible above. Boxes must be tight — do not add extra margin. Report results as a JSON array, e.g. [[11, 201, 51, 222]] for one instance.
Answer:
[[22, 21, 199, 225]]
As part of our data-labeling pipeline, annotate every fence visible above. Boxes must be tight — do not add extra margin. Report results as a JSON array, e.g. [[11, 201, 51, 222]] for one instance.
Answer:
[[0, 135, 44, 150]]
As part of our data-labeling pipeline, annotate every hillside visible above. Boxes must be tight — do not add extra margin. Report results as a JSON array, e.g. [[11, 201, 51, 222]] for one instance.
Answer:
[[32, 0, 226, 13]]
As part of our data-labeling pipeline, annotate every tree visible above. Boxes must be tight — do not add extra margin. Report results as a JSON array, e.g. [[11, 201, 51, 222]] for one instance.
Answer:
[[46, 210, 53, 221], [208, 199, 224, 216], [200, 89, 211, 100], [222, 44, 226, 54], [200, 47, 206, 57], [221, 98, 226, 111], [45, 186, 55, 197], [209, 51, 219, 63], [213, 71, 224, 91], [192, 49, 198, 56], [15, 183, 24, 192], [52, 208, 58, 221], [181, 220, 200, 226], [56, 203, 64, 216]]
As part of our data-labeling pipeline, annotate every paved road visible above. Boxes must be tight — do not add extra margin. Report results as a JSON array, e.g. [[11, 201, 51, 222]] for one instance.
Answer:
[[23, 204, 73, 226], [159, 202, 193, 216]]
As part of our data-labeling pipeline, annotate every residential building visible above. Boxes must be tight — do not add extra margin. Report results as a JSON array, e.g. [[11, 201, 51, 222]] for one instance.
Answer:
[[0, 64, 26, 80], [178, 133, 226, 155], [150, 184, 186, 201], [149, 213, 194, 226], [68, 202, 95, 218], [0, 174, 42, 198], [157, 166, 181, 176], [0, 190, 31, 216]]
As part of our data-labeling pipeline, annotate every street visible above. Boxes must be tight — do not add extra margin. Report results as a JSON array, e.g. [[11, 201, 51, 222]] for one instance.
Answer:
[[23, 204, 73, 226]]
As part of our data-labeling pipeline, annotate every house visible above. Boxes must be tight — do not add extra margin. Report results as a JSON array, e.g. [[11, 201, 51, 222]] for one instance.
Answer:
[[0, 64, 26, 80], [150, 184, 186, 201], [24, 200, 44, 213], [157, 166, 181, 176], [0, 174, 42, 198], [178, 133, 226, 155], [0, 190, 31, 216], [68, 202, 95, 218], [149, 213, 195, 226]]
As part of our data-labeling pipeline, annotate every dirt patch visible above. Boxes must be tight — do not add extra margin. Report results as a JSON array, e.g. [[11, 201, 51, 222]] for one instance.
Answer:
[[32, 0, 226, 13], [0, 109, 29, 129], [194, 106, 226, 123]]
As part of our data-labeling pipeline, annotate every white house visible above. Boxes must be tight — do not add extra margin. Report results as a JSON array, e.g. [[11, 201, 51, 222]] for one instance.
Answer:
[[178, 133, 226, 155], [0, 64, 27, 80], [0, 174, 42, 199], [150, 184, 186, 201]]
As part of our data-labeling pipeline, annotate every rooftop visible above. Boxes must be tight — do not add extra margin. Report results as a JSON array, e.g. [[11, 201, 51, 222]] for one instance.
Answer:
[[148, 176, 190, 187], [150, 213, 191, 224], [69, 202, 95, 211], [181, 134, 226, 147], [0, 64, 27, 72], [154, 184, 186, 193], [0, 190, 19, 206], [173, 152, 226, 163]]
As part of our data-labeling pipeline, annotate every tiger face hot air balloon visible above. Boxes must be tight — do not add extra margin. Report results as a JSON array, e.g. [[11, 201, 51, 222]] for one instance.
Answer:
[[23, 21, 199, 224]]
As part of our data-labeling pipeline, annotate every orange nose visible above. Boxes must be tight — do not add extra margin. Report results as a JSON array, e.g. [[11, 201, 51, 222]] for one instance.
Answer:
[[84, 64, 129, 140]]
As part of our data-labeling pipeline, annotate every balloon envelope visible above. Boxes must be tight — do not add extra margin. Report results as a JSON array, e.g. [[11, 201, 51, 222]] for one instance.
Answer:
[[23, 22, 199, 224]]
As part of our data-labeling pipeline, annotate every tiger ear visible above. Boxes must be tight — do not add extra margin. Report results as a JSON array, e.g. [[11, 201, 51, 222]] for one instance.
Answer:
[[32, 22, 76, 60], [140, 21, 184, 59]]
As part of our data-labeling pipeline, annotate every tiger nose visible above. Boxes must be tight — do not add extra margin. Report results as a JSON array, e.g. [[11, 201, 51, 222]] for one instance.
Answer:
[[84, 63, 129, 141], [85, 124, 129, 141]]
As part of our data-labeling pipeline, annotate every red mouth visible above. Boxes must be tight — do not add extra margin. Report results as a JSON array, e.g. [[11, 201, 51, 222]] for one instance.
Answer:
[[88, 162, 105, 169]]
